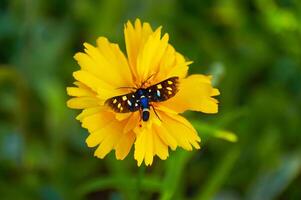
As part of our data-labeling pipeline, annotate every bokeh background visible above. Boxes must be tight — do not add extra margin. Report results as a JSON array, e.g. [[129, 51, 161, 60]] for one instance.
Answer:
[[1, 0, 301, 199]]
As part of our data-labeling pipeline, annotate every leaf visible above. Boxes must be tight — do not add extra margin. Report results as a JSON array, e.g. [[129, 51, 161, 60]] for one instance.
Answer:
[[195, 147, 241, 200], [76, 175, 162, 198], [160, 150, 192, 200], [191, 120, 237, 143], [246, 152, 301, 200]]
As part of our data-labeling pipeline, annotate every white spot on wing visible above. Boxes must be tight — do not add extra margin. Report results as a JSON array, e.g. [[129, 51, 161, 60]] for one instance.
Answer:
[[157, 90, 161, 97]]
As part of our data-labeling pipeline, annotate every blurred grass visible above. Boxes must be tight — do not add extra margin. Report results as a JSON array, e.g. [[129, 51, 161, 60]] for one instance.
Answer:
[[1, 0, 301, 199]]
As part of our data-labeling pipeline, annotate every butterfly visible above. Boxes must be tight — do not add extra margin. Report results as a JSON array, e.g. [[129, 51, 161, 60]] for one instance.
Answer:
[[105, 77, 179, 121]]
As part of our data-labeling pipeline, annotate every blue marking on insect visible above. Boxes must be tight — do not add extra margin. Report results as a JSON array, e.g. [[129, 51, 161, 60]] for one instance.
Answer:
[[142, 108, 150, 121], [105, 77, 179, 122], [136, 89, 150, 121]]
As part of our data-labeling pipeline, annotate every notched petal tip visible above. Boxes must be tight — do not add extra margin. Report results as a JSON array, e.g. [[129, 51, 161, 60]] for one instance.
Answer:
[[162, 33, 169, 41], [136, 160, 143, 167], [124, 20, 134, 30], [212, 88, 220, 96], [73, 52, 82, 61], [66, 99, 72, 108], [96, 36, 108, 43], [94, 151, 105, 159], [185, 61, 193, 65], [66, 87, 71, 94], [83, 42, 92, 48], [134, 18, 142, 27]]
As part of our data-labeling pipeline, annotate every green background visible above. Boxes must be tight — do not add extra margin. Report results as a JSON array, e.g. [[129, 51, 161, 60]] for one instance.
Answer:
[[1, 0, 301, 199]]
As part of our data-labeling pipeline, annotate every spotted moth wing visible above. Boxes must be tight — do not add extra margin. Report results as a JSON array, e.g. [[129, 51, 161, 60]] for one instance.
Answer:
[[146, 77, 179, 102], [105, 92, 140, 113]]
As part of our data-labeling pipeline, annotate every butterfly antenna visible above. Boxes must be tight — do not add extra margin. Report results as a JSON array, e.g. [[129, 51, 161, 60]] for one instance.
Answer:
[[116, 86, 137, 90], [141, 72, 158, 87], [151, 105, 162, 122]]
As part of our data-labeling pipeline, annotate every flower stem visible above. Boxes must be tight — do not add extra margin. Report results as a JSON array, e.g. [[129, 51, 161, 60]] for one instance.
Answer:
[[134, 165, 146, 200]]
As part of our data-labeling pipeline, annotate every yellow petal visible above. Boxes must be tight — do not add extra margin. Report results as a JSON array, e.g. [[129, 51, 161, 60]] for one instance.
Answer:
[[92, 119, 127, 158], [66, 87, 95, 97], [212, 88, 220, 96], [86, 126, 109, 148], [153, 130, 169, 160], [74, 52, 109, 83], [76, 107, 103, 121], [124, 19, 190, 86], [136, 27, 169, 83], [115, 131, 135, 160], [165, 112, 200, 147], [115, 113, 132, 121], [96, 37, 133, 86], [123, 112, 140, 134], [124, 19, 153, 82], [159, 111, 201, 151], [76, 41, 133, 88], [72, 70, 117, 100], [153, 124, 177, 150], [156, 46, 190, 82], [82, 111, 114, 133], [144, 127, 154, 166], [94, 131, 121, 158], [166, 52, 191, 78], [134, 127, 150, 166], [161, 75, 219, 114], [67, 97, 100, 109]]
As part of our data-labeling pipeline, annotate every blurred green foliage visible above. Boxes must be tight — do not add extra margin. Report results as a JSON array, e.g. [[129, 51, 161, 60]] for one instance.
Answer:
[[1, 0, 301, 199]]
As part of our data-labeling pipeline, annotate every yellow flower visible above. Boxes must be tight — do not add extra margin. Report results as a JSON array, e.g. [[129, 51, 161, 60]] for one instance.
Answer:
[[67, 19, 219, 166]]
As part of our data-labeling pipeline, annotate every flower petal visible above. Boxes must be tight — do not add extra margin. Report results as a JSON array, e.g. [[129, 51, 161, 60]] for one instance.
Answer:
[[114, 131, 135, 160], [154, 45, 190, 83], [124, 19, 153, 82], [144, 128, 154, 166], [76, 107, 103, 121], [123, 112, 140, 134], [153, 130, 169, 160], [96, 37, 133, 86], [136, 27, 169, 83], [67, 97, 100, 109], [158, 111, 201, 151], [133, 128, 146, 166], [72, 70, 119, 100], [66, 87, 95, 97], [92, 119, 128, 159], [153, 124, 177, 150], [82, 111, 115, 134], [124, 19, 190, 86], [74, 40, 133, 88], [66, 82, 100, 109], [161, 75, 219, 113]]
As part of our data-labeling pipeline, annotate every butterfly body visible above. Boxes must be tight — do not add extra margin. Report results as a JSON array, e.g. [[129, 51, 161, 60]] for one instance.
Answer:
[[105, 77, 179, 121], [136, 89, 150, 121]]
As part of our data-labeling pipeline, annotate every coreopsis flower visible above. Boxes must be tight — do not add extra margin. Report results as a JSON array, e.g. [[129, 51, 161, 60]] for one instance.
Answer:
[[67, 19, 219, 166]]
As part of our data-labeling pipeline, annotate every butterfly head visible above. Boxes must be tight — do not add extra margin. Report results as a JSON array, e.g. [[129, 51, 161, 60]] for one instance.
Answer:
[[136, 89, 145, 97]]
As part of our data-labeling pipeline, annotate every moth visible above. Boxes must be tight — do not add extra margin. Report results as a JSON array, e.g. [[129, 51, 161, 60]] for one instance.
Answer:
[[105, 77, 179, 121]]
